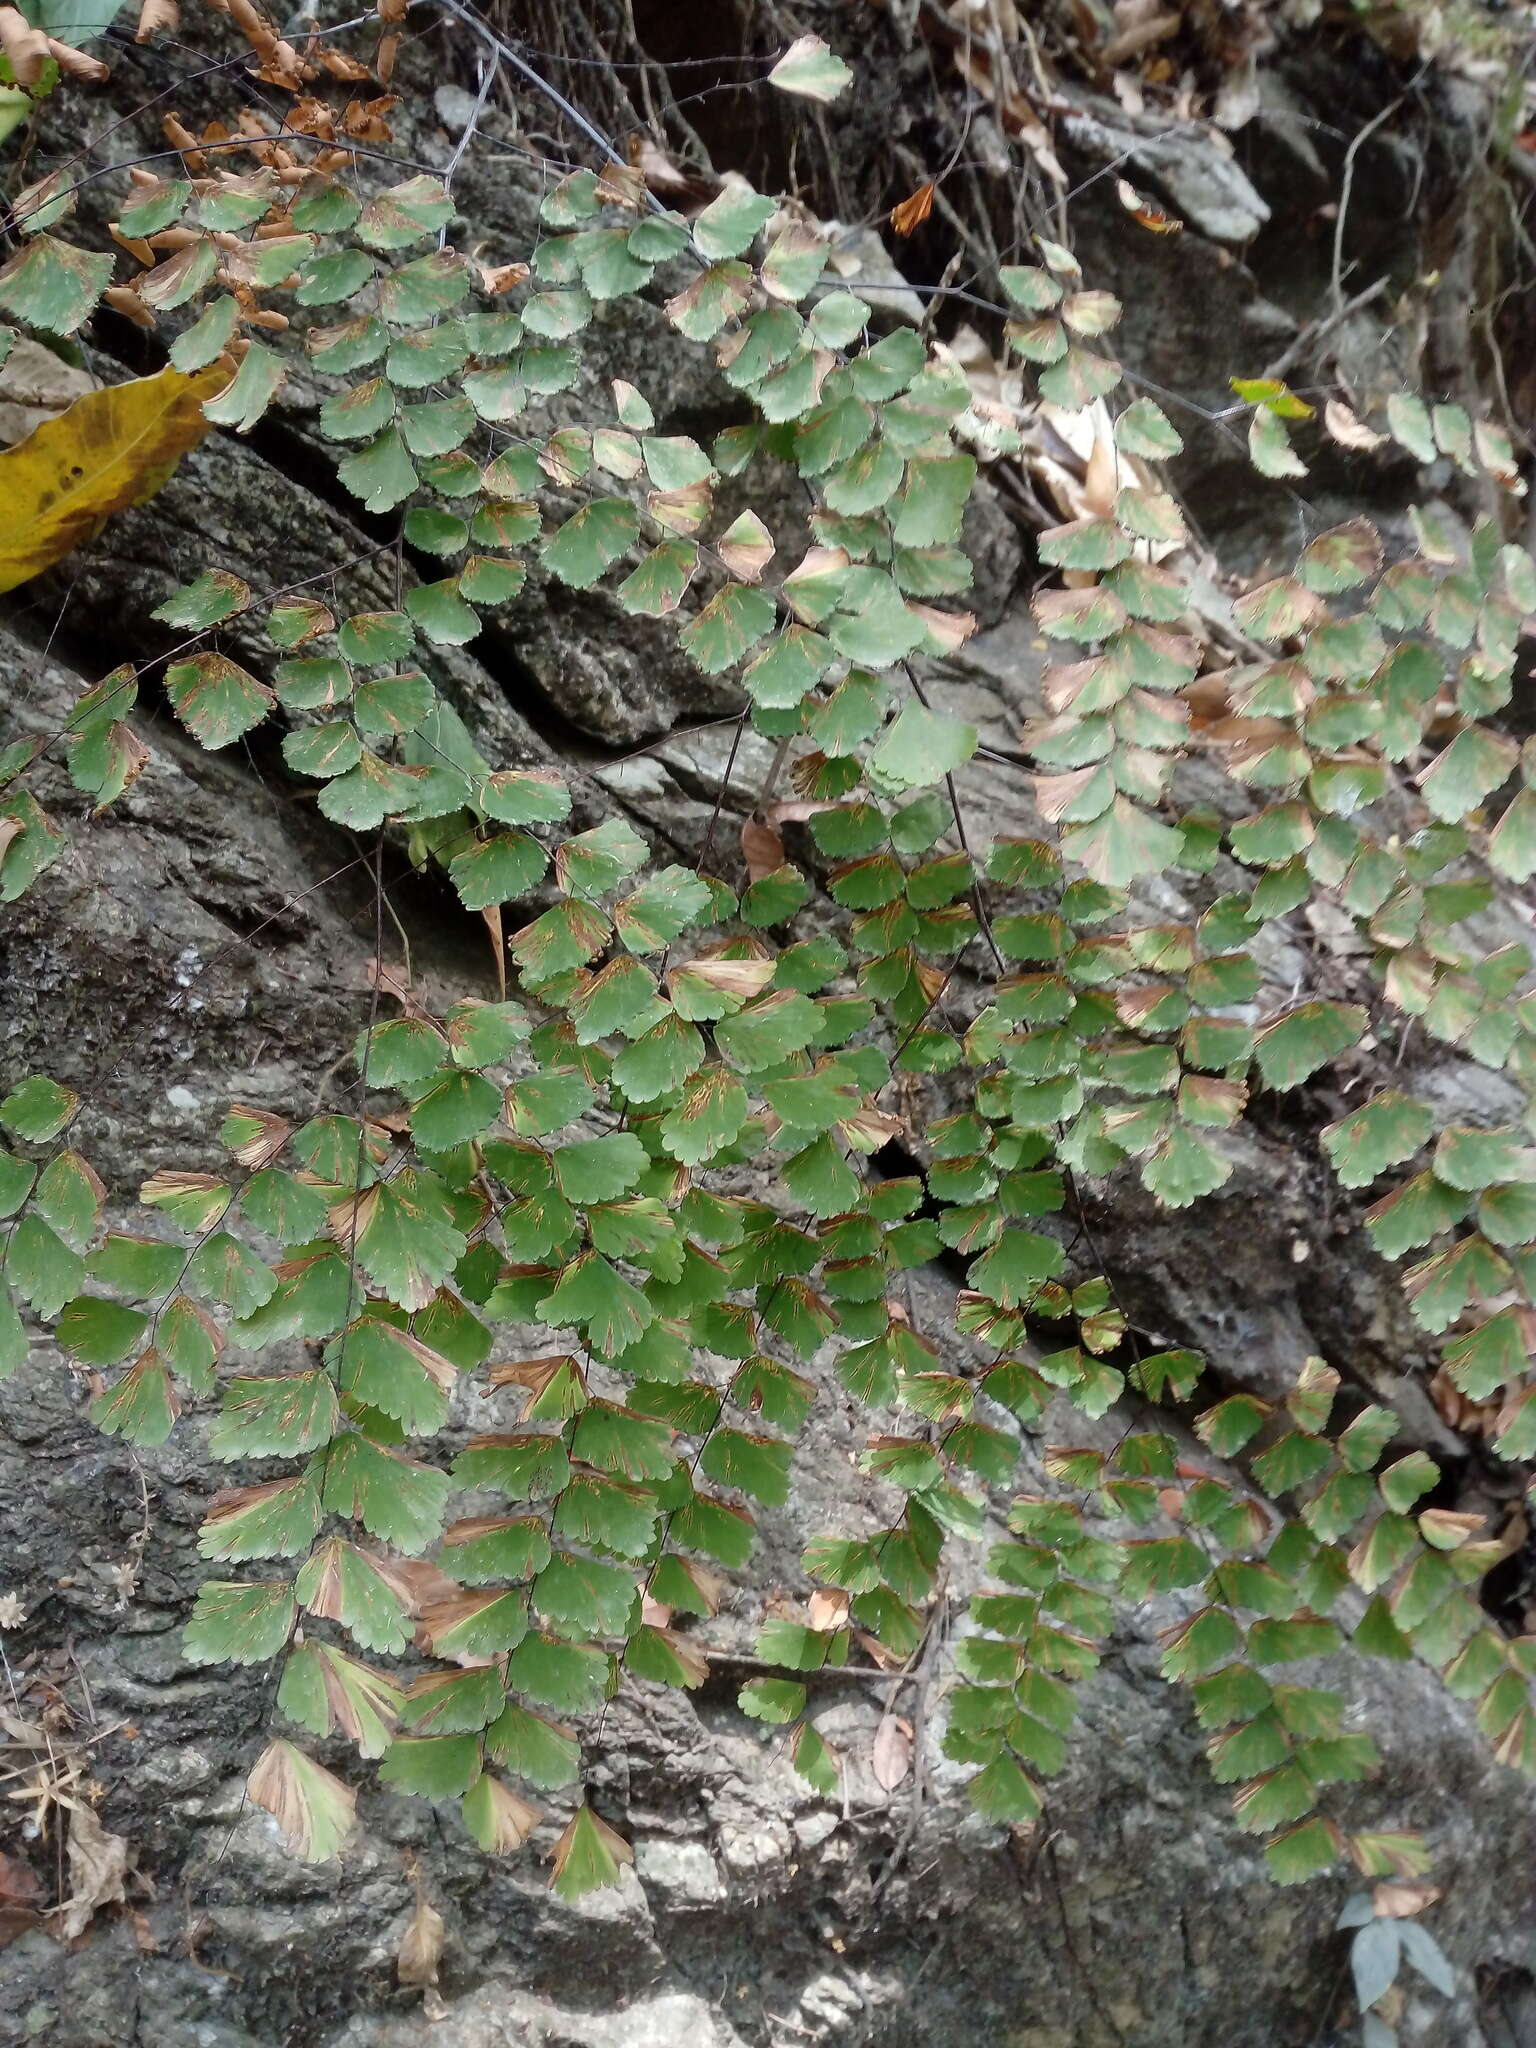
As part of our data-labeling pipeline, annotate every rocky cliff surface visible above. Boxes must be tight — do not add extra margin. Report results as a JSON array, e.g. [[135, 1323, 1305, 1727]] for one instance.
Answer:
[[4, 7, 1536, 2045]]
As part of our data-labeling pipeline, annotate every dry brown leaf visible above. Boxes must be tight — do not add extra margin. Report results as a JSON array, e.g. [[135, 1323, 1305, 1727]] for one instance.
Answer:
[[380, 1554, 461, 1617], [44, 34, 106, 80], [1373, 1880, 1441, 1920], [626, 134, 715, 207], [854, 1630, 907, 1672], [365, 954, 432, 1019], [396, 1888, 445, 1988], [477, 259, 530, 296], [136, 0, 178, 39], [595, 162, 646, 210], [161, 113, 206, 172], [313, 45, 371, 82], [283, 96, 335, 140], [908, 602, 976, 654], [840, 1104, 906, 1149], [1081, 423, 1123, 518], [52, 1803, 128, 1942], [0, 5, 47, 85], [807, 1588, 850, 1632], [342, 95, 400, 143], [109, 221, 157, 265], [872, 1713, 913, 1792], [890, 183, 936, 237], [740, 817, 784, 883], [0, 1847, 42, 1950], [1323, 398, 1388, 452], [103, 286, 157, 332]]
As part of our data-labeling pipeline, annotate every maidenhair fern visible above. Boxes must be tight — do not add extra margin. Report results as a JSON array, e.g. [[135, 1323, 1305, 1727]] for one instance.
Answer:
[[3, 17, 1536, 1986]]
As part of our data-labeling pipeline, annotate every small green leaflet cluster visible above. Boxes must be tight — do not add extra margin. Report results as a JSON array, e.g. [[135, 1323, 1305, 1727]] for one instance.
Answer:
[[4, 40, 1536, 1910], [1171, 1353, 1534, 1881], [1236, 371, 1525, 496]]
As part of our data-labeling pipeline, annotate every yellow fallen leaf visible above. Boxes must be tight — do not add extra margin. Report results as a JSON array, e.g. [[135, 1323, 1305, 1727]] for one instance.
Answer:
[[0, 359, 231, 595]]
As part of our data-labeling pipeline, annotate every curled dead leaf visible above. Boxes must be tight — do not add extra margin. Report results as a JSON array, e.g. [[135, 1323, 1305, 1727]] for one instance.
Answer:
[[1324, 398, 1388, 453], [136, 0, 179, 41], [1373, 1880, 1441, 1920], [839, 1104, 906, 1149], [477, 259, 530, 296], [890, 183, 936, 237], [0, 5, 47, 86], [626, 134, 716, 207], [855, 1630, 907, 1672], [740, 817, 784, 883], [397, 1886, 445, 1989], [1115, 178, 1184, 234], [908, 602, 976, 654], [872, 1713, 914, 1792], [807, 1588, 850, 1632], [51, 1802, 128, 1942]]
